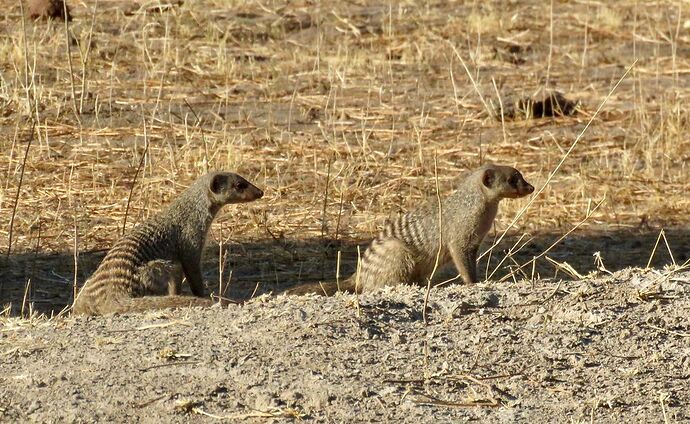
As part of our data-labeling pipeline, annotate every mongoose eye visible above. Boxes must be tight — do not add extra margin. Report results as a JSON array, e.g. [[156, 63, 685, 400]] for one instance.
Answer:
[[234, 180, 248, 191]]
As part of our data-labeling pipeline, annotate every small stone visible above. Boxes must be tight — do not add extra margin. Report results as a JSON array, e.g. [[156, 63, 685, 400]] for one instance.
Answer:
[[253, 392, 280, 410], [283, 389, 304, 405], [27, 400, 41, 414]]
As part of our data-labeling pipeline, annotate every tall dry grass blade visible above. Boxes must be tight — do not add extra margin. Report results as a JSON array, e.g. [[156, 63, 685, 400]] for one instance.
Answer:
[[646, 229, 671, 269], [21, 278, 31, 318], [321, 158, 332, 239], [79, 0, 99, 113], [497, 197, 606, 283], [491, 77, 507, 144], [481, 60, 638, 265], [18, 0, 32, 115], [354, 246, 362, 316], [545, 0, 554, 88], [335, 250, 341, 292], [63, 0, 80, 125], [661, 230, 676, 266], [183, 99, 210, 173], [6, 120, 35, 258], [447, 41, 494, 118], [423, 154, 443, 325], [646, 230, 662, 269], [72, 214, 79, 302]]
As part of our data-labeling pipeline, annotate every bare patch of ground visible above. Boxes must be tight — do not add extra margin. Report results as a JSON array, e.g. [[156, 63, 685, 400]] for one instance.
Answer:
[[2, 268, 689, 422]]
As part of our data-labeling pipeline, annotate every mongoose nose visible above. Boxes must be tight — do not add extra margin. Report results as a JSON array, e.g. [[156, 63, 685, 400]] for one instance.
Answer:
[[525, 184, 534, 194], [257, 189, 264, 198]]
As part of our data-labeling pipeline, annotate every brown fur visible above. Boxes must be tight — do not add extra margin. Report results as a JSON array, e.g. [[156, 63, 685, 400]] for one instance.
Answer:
[[286, 164, 533, 295], [72, 172, 263, 315]]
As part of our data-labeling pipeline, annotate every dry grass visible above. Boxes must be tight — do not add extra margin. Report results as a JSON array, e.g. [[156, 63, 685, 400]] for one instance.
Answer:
[[0, 1, 688, 309]]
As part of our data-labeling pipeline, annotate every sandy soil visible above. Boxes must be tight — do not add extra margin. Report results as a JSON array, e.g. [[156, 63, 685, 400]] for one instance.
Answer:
[[1, 267, 688, 423]]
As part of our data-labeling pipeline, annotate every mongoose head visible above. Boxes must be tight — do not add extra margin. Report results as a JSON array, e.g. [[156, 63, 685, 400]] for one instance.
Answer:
[[479, 164, 534, 201], [207, 172, 264, 205]]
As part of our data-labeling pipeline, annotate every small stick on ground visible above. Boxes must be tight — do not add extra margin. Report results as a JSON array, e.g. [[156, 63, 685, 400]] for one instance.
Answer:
[[139, 361, 200, 372]]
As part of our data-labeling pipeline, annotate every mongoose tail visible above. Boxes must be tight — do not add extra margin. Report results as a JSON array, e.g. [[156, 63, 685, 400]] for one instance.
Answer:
[[287, 164, 533, 296], [72, 171, 263, 316]]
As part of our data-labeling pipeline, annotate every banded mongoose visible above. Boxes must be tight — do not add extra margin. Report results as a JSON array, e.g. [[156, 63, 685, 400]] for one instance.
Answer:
[[72, 171, 264, 315], [287, 164, 534, 295]]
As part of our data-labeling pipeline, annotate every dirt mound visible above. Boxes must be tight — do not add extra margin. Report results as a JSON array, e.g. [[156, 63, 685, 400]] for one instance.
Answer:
[[1, 268, 688, 422]]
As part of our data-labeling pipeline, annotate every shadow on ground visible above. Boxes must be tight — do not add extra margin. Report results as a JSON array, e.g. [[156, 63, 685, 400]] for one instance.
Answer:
[[1, 227, 688, 316]]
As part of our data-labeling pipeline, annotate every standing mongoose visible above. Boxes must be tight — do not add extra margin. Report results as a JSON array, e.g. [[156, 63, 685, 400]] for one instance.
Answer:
[[286, 164, 533, 295], [72, 171, 264, 315]]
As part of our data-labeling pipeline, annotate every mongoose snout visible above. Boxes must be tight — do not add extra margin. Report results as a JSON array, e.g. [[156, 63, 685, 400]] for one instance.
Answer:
[[521, 183, 534, 196]]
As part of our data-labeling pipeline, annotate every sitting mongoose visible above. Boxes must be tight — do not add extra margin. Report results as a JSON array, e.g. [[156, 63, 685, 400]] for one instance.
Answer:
[[72, 171, 264, 316], [286, 164, 534, 295]]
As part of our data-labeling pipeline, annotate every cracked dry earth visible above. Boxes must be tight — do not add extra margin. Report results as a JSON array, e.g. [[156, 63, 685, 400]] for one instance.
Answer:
[[1, 267, 689, 423]]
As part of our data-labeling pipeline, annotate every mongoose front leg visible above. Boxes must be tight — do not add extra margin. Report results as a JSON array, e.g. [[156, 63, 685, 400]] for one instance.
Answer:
[[137, 260, 183, 296], [183, 260, 206, 297], [449, 243, 479, 284]]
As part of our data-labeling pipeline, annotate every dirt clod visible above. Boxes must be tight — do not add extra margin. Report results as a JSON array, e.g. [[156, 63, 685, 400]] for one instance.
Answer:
[[501, 91, 578, 119], [27, 0, 71, 21]]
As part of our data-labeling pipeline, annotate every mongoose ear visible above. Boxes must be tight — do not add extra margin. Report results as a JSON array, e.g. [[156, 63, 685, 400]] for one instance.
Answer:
[[482, 169, 495, 188], [209, 174, 229, 195]]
